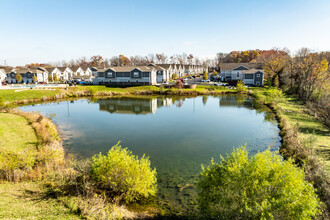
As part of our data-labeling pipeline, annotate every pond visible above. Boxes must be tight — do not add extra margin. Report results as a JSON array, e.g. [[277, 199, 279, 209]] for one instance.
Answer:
[[20, 95, 281, 213]]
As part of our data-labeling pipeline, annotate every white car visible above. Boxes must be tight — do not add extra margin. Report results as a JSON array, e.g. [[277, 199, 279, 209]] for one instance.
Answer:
[[201, 79, 210, 82], [213, 82, 225, 86], [163, 81, 169, 85]]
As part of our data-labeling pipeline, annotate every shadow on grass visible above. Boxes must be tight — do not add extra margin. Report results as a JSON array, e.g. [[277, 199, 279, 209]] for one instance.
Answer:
[[316, 145, 330, 161]]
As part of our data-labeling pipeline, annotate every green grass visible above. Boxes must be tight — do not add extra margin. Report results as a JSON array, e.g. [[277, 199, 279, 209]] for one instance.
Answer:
[[0, 89, 61, 103], [250, 87, 330, 171], [0, 85, 234, 105], [0, 181, 81, 219], [277, 96, 330, 170], [0, 113, 38, 151]]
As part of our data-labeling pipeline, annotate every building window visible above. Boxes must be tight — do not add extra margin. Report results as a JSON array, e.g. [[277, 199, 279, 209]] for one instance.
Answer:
[[257, 74, 260, 77], [237, 73, 239, 77], [134, 72, 139, 77], [108, 72, 112, 77]]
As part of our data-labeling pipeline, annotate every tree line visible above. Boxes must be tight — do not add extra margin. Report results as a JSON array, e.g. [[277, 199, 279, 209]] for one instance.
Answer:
[[44, 53, 219, 69]]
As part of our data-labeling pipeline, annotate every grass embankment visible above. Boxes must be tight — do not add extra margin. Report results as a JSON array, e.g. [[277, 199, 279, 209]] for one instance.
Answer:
[[0, 113, 37, 151], [251, 87, 330, 218], [0, 110, 159, 219], [0, 111, 79, 219], [0, 182, 80, 219], [0, 85, 236, 106]]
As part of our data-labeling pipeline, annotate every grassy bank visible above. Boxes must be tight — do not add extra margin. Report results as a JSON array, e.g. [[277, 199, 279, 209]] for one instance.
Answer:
[[0, 111, 78, 218], [0, 110, 160, 219], [250, 87, 330, 218], [0, 113, 38, 151], [0, 181, 80, 219], [0, 85, 236, 106]]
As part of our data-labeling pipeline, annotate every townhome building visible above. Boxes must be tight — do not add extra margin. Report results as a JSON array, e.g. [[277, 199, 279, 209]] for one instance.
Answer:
[[45, 67, 62, 81], [57, 67, 73, 81], [220, 63, 264, 86], [93, 66, 157, 86], [7, 67, 48, 83], [82, 67, 93, 76], [70, 67, 85, 76]]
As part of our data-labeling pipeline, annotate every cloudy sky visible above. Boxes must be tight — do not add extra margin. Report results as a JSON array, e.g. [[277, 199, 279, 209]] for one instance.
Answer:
[[0, 0, 330, 66]]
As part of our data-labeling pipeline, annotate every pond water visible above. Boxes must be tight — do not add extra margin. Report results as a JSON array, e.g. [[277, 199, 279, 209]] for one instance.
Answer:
[[20, 95, 281, 213]]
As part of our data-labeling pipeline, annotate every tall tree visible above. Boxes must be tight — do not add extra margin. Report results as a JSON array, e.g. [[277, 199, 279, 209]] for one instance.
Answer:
[[90, 55, 103, 67], [256, 48, 289, 87]]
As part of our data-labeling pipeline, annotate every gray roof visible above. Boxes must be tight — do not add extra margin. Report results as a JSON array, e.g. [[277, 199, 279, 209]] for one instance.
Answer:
[[156, 64, 172, 69], [45, 67, 57, 73], [70, 67, 81, 72], [10, 69, 46, 74], [242, 68, 263, 74], [58, 67, 71, 72], [106, 66, 153, 72], [220, 63, 263, 71], [82, 67, 91, 71]]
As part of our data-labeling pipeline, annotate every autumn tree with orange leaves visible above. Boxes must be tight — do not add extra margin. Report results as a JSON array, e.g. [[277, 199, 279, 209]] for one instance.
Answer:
[[90, 55, 104, 67]]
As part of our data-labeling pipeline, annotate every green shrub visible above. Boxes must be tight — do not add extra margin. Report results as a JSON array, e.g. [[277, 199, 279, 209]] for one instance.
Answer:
[[197, 147, 320, 219], [91, 143, 157, 203], [202, 70, 208, 80], [236, 80, 247, 92], [0, 149, 36, 181], [0, 97, 4, 108], [172, 73, 178, 80]]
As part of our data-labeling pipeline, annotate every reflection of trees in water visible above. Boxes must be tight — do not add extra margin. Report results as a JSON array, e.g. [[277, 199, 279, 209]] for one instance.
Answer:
[[219, 95, 253, 109], [202, 96, 208, 105], [172, 97, 186, 108], [217, 95, 277, 124]]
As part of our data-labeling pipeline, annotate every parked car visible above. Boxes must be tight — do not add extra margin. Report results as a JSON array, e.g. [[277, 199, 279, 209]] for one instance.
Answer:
[[201, 79, 210, 82], [163, 81, 169, 85], [2, 82, 7, 86], [213, 82, 226, 86]]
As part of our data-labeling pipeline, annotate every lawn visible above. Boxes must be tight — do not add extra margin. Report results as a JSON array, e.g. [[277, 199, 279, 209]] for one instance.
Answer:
[[277, 96, 330, 170], [0, 89, 61, 103], [0, 113, 38, 151], [0, 85, 234, 105], [0, 181, 81, 219]]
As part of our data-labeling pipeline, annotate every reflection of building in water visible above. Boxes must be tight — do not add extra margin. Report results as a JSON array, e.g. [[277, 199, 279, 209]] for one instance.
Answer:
[[98, 97, 173, 115], [219, 96, 254, 109]]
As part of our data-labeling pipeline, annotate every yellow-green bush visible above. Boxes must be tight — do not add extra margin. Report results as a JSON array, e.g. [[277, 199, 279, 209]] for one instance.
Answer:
[[236, 80, 247, 92], [91, 143, 157, 203], [0, 149, 36, 181], [197, 147, 320, 219]]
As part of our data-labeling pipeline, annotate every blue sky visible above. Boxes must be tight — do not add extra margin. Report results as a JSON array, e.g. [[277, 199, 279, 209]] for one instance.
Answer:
[[0, 0, 330, 66]]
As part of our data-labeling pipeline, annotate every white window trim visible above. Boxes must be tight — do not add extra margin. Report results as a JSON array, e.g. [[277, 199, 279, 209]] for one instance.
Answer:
[[134, 72, 139, 77]]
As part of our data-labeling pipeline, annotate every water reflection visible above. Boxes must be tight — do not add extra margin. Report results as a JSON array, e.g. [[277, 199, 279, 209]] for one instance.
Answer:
[[20, 95, 281, 211], [96, 95, 260, 115], [98, 97, 173, 115]]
